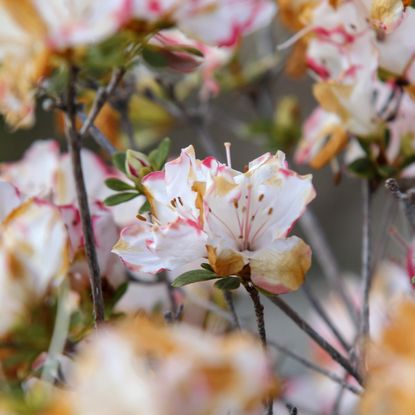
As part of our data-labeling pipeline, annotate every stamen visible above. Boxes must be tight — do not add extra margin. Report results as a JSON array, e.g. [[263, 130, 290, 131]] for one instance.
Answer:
[[268, 207, 273, 215], [224, 142, 232, 168], [258, 194, 264, 202]]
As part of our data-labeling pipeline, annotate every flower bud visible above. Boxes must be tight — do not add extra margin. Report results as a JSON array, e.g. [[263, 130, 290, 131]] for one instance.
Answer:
[[125, 150, 151, 182]]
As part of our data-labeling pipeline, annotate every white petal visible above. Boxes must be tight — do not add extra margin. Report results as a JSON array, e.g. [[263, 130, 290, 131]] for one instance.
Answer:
[[250, 237, 312, 294], [112, 218, 207, 273], [1, 140, 60, 198], [2, 199, 70, 293], [0, 180, 21, 221]]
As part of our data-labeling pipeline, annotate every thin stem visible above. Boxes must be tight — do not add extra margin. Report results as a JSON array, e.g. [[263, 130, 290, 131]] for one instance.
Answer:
[[359, 180, 373, 362], [224, 291, 241, 330], [65, 65, 105, 325], [302, 283, 351, 352], [331, 372, 349, 415], [267, 296, 362, 385], [243, 282, 273, 415], [41, 280, 71, 384], [299, 210, 358, 325], [160, 271, 178, 319], [244, 282, 267, 346], [268, 341, 361, 395], [77, 111, 117, 155], [79, 67, 125, 138], [385, 178, 415, 231]]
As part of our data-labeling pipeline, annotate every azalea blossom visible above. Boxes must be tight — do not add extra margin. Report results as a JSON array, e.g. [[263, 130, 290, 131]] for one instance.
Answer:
[[113, 146, 315, 294], [0, 140, 143, 287], [148, 29, 232, 97], [49, 317, 278, 415], [0, 182, 70, 337], [133, 0, 277, 47]]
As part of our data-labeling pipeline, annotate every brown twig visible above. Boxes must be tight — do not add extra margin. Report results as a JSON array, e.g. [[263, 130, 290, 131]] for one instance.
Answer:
[[244, 282, 267, 346], [77, 111, 117, 155], [65, 65, 105, 325], [224, 291, 241, 330], [79, 67, 125, 138], [267, 295, 362, 385], [243, 282, 273, 415], [302, 283, 351, 352], [268, 341, 361, 395]]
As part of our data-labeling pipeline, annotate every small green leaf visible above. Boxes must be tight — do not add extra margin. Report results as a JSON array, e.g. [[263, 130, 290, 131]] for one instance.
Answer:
[[169, 45, 204, 57], [104, 192, 139, 206], [201, 263, 214, 272], [112, 152, 127, 174], [348, 158, 377, 179], [139, 200, 151, 214], [105, 178, 135, 191], [106, 282, 129, 317], [148, 137, 171, 170], [214, 277, 241, 290], [142, 46, 168, 67], [171, 269, 219, 288], [377, 165, 397, 178]]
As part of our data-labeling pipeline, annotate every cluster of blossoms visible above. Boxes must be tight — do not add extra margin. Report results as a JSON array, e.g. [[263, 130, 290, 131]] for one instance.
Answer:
[[0, 0, 275, 128], [278, 0, 415, 178], [0, 140, 143, 335], [43, 317, 277, 415], [113, 145, 316, 294]]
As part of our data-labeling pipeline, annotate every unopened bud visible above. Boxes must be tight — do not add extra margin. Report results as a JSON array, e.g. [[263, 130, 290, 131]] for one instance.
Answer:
[[125, 150, 151, 182]]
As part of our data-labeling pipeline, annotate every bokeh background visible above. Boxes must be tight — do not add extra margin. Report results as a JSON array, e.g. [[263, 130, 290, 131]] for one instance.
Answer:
[[0, 23, 399, 373]]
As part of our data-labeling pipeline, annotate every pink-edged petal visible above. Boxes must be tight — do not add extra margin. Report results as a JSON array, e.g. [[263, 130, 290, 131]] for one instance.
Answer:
[[54, 149, 113, 205], [109, 194, 146, 227], [1, 198, 70, 296], [133, 0, 177, 21], [34, 0, 134, 50], [142, 170, 176, 223], [0, 180, 21, 221], [377, 7, 415, 78], [250, 236, 312, 295], [0, 140, 60, 198], [59, 204, 82, 258], [112, 217, 207, 274], [176, 0, 276, 47], [90, 201, 120, 276]]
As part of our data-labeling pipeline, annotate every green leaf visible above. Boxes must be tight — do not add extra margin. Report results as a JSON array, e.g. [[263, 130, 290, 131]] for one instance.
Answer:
[[171, 269, 219, 288], [148, 137, 171, 170], [201, 263, 214, 272], [105, 178, 135, 191], [169, 44, 204, 57], [214, 277, 241, 290], [139, 200, 151, 214], [105, 282, 129, 318], [112, 152, 127, 174], [348, 158, 377, 179], [377, 165, 397, 178], [142, 46, 168, 68], [104, 192, 139, 206]]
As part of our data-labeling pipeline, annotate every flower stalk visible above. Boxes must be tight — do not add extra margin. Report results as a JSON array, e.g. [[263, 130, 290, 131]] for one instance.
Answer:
[[65, 65, 105, 325]]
